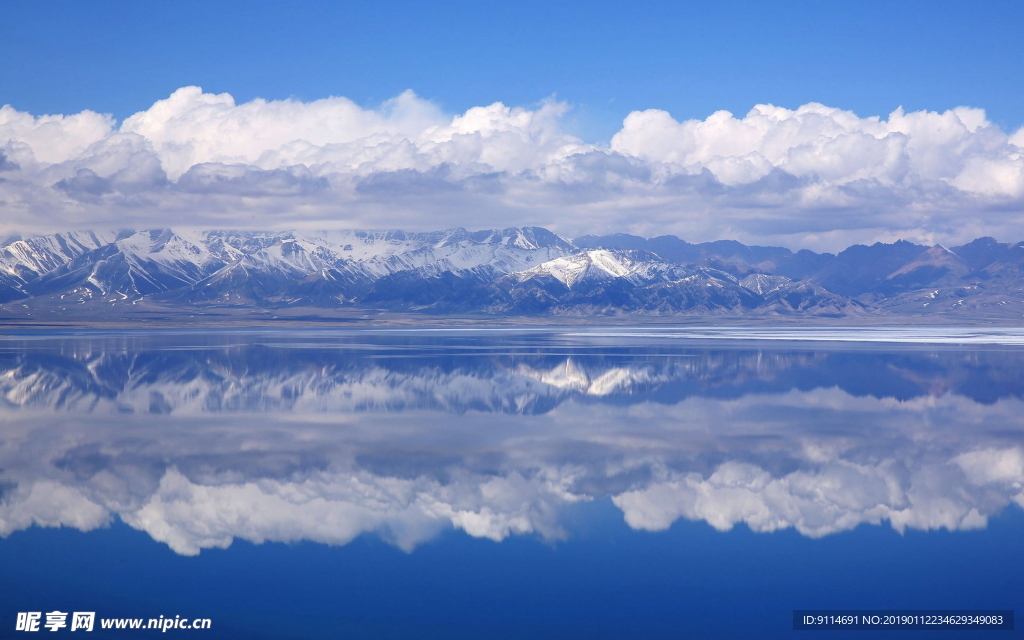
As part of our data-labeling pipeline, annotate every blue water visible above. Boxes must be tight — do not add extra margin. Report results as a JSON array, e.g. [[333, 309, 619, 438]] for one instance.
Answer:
[[0, 328, 1021, 638]]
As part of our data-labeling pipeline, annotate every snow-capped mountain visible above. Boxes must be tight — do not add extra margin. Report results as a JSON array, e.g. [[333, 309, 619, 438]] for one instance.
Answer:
[[476, 249, 764, 315], [2, 226, 1024, 317], [509, 249, 691, 288], [0, 226, 577, 307]]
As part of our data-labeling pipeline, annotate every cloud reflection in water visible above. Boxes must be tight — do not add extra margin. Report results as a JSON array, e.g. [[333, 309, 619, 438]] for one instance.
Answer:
[[0, 331, 1022, 555]]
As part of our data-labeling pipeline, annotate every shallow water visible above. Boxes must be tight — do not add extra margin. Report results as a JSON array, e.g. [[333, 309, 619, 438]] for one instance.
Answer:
[[1, 328, 1021, 638]]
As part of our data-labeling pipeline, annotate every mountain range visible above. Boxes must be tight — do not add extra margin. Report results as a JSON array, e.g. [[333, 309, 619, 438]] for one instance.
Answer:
[[1, 227, 1023, 318]]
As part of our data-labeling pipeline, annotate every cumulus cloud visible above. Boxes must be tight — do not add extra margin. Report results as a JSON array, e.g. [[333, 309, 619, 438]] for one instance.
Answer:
[[0, 150, 19, 172], [1, 88, 1024, 249]]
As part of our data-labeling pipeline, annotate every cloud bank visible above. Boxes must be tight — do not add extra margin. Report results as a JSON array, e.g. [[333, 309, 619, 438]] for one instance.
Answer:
[[2, 87, 1024, 249]]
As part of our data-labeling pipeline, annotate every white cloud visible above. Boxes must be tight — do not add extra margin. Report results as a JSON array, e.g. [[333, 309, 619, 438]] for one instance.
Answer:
[[1009, 126, 1024, 149], [610, 103, 1018, 193], [0, 105, 115, 165], [1, 88, 1024, 249]]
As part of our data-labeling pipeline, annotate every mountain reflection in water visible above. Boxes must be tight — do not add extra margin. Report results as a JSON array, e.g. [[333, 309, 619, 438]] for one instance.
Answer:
[[0, 329, 1022, 556]]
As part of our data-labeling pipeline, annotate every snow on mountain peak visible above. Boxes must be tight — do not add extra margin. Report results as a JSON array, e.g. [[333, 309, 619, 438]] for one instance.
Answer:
[[514, 249, 669, 288]]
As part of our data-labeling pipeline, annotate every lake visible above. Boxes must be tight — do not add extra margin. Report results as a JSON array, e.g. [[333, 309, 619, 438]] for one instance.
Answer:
[[0, 327, 1021, 638]]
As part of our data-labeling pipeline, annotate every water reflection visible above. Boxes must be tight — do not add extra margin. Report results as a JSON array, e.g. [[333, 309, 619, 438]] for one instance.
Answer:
[[1, 330, 1022, 555]]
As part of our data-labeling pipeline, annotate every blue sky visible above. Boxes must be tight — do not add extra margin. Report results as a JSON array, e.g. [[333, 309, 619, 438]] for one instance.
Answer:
[[7, 0, 1024, 137], [2, 0, 1024, 248]]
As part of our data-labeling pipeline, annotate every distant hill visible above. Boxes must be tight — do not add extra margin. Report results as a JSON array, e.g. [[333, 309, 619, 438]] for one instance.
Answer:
[[2, 227, 1023, 319]]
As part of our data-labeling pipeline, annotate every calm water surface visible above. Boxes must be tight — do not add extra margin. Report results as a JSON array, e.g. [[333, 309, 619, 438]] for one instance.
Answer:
[[0, 328, 1022, 638]]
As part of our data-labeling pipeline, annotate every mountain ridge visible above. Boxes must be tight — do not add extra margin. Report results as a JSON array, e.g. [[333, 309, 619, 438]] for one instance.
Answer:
[[2, 227, 1023, 318]]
